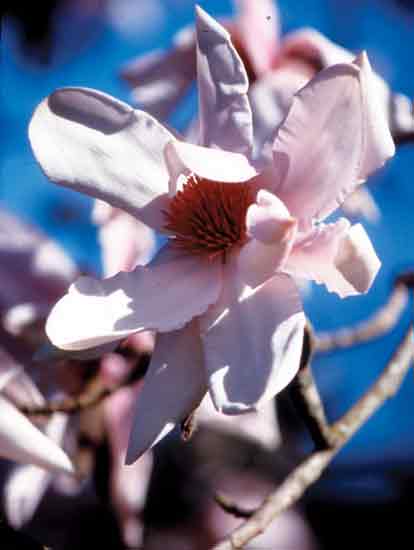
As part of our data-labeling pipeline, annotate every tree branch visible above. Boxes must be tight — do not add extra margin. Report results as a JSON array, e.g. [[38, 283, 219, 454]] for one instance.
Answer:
[[315, 283, 409, 353], [288, 325, 335, 449], [20, 354, 150, 416], [212, 326, 413, 549]]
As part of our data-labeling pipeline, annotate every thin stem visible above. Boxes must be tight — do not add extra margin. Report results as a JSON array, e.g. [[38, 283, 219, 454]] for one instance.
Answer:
[[288, 325, 334, 449], [20, 354, 150, 416], [315, 284, 409, 353]]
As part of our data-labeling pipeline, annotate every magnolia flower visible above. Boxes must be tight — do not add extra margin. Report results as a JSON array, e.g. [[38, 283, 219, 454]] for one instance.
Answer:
[[121, 0, 407, 221], [29, 7, 394, 464]]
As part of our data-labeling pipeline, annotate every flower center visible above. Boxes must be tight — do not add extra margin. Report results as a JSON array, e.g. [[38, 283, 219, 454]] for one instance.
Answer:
[[163, 174, 255, 261]]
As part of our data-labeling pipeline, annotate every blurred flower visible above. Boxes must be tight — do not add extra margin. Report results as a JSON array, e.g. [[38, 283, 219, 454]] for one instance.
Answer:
[[0, 206, 154, 541], [92, 200, 156, 277], [105, 0, 166, 42], [0, 353, 73, 474], [29, 6, 393, 465], [0, 209, 75, 474], [102, 355, 153, 549], [3, 410, 69, 528]]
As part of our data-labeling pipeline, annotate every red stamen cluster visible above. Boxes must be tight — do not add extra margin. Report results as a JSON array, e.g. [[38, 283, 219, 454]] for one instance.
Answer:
[[163, 174, 255, 261]]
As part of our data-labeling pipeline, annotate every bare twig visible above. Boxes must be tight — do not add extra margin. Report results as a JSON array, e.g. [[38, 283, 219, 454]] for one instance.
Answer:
[[213, 326, 413, 549], [20, 386, 114, 416], [181, 410, 198, 441], [315, 283, 409, 353], [289, 326, 335, 449], [20, 354, 150, 416], [214, 493, 254, 519]]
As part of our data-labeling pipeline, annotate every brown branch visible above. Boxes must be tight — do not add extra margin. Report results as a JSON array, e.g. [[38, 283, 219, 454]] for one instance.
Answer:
[[212, 326, 413, 549], [20, 386, 114, 416], [214, 493, 255, 519], [289, 325, 335, 449], [315, 283, 409, 353], [20, 354, 150, 416]]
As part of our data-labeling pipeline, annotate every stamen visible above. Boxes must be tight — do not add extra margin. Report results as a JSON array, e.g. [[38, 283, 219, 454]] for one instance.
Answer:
[[163, 175, 255, 261]]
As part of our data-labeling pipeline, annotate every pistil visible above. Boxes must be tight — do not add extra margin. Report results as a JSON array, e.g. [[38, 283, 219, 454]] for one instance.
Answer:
[[164, 174, 255, 261]]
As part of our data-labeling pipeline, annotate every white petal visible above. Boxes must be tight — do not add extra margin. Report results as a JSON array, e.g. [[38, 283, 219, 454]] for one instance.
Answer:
[[200, 256, 305, 414], [29, 88, 175, 230], [4, 413, 68, 528], [126, 321, 207, 463], [195, 6, 253, 155], [46, 245, 222, 351], [164, 141, 256, 193], [285, 219, 381, 297], [0, 396, 73, 474]]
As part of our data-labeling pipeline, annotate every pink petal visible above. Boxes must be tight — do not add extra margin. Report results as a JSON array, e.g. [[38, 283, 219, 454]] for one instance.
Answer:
[[95, 206, 156, 276], [104, 382, 152, 547], [268, 56, 394, 227], [29, 88, 175, 231], [234, 0, 280, 76], [280, 33, 395, 178], [126, 320, 207, 463], [0, 350, 22, 392], [46, 244, 222, 351], [285, 219, 381, 297], [120, 27, 196, 120], [280, 28, 353, 68], [246, 189, 296, 244], [164, 141, 257, 193], [249, 65, 311, 163], [0, 396, 74, 474], [355, 52, 395, 180], [341, 187, 380, 223], [335, 223, 381, 294], [195, 6, 253, 155], [4, 464, 51, 528], [239, 190, 298, 287], [2, 368, 44, 409], [0, 209, 76, 316], [111, 452, 153, 548], [200, 256, 305, 414]]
